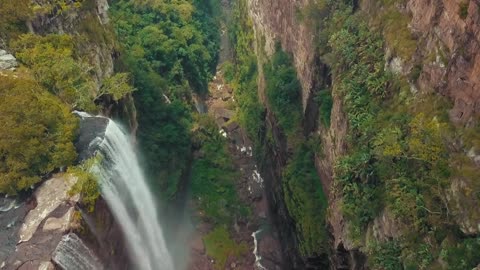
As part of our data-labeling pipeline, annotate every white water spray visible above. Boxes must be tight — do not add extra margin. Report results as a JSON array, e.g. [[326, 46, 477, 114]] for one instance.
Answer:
[[79, 113, 174, 270]]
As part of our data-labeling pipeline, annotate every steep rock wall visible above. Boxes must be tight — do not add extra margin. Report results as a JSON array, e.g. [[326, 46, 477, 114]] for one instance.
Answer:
[[247, 0, 480, 269], [248, 0, 318, 110]]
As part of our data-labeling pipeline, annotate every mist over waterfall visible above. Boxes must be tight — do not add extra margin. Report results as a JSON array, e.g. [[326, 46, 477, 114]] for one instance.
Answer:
[[82, 114, 174, 270]]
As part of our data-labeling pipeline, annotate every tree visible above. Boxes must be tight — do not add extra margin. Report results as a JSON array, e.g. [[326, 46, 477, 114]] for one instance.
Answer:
[[0, 76, 78, 194], [12, 34, 97, 110], [98, 73, 136, 101]]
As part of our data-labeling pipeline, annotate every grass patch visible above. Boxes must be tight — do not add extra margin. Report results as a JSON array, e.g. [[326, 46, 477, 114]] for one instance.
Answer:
[[459, 1, 470, 19], [191, 115, 250, 224], [283, 142, 329, 256], [203, 226, 248, 270]]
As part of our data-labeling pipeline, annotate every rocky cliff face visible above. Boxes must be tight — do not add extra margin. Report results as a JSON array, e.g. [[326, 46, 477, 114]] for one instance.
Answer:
[[248, 0, 319, 110], [246, 0, 480, 268], [406, 0, 480, 125]]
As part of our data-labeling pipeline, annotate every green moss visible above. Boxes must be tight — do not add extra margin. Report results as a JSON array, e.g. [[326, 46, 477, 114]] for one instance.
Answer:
[[229, 0, 264, 146], [191, 115, 250, 225], [409, 64, 422, 82], [382, 9, 417, 60], [316, 89, 333, 127], [264, 47, 303, 137], [459, 1, 470, 19], [203, 226, 248, 270], [68, 156, 101, 212], [283, 143, 329, 256]]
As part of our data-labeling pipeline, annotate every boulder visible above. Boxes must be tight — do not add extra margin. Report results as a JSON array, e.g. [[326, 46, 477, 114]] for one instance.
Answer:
[[1, 175, 80, 270], [0, 50, 17, 70], [74, 113, 110, 161]]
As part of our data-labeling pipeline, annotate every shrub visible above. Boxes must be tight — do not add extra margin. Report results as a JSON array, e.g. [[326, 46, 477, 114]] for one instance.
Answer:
[[459, 2, 469, 19], [191, 115, 249, 224], [264, 48, 303, 136], [0, 77, 78, 194], [203, 226, 248, 270], [283, 143, 329, 256]]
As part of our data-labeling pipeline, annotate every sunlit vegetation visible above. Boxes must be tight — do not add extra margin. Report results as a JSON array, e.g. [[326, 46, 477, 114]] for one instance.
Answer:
[[227, 0, 264, 145], [0, 0, 31, 42], [32, 0, 85, 15], [68, 156, 101, 212], [0, 76, 78, 194], [317, 2, 480, 268], [110, 0, 220, 199], [203, 226, 248, 270], [12, 34, 135, 111]]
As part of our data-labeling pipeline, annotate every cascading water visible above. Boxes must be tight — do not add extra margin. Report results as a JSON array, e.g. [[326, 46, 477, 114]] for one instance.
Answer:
[[78, 113, 174, 270]]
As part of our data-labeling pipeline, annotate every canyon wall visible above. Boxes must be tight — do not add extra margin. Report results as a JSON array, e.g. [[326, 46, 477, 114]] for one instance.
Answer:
[[246, 0, 480, 268]]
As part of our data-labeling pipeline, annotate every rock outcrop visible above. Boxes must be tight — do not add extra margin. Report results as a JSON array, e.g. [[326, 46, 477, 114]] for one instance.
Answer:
[[0, 50, 17, 70], [248, 0, 318, 110], [246, 0, 480, 268], [1, 174, 84, 270], [74, 113, 109, 161]]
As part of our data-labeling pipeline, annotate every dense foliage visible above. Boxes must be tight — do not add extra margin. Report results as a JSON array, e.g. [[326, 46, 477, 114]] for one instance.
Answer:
[[110, 0, 220, 198], [264, 47, 303, 137], [0, 0, 31, 42], [283, 142, 328, 256], [227, 0, 264, 145], [190, 115, 248, 224], [12, 34, 135, 111], [318, 2, 480, 268], [0, 77, 78, 194], [68, 156, 101, 212]]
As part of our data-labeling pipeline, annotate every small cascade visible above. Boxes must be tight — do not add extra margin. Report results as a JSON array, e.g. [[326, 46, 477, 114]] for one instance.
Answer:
[[252, 230, 267, 270], [77, 113, 174, 270]]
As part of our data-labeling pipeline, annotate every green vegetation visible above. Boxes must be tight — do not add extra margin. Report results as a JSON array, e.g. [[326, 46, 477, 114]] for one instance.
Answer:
[[203, 226, 248, 270], [110, 0, 220, 199], [12, 34, 134, 111], [32, 0, 85, 15], [440, 237, 480, 270], [283, 142, 328, 256], [459, 1, 470, 19], [68, 156, 101, 212], [191, 115, 249, 224], [316, 89, 333, 127], [0, 0, 31, 42], [228, 0, 264, 145], [368, 240, 403, 270], [315, 2, 480, 268], [264, 47, 303, 137], [0, 76, 78, 194]]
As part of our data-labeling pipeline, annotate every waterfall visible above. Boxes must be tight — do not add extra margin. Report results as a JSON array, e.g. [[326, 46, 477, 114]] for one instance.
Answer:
[[79, 113, 174, 270]]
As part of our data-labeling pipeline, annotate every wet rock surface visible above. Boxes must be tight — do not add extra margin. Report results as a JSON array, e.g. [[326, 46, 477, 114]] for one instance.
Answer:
[[1, 175, 79, 270], [0, 195, 34, 267], [74, 114, 109, 161], [53, 233, 103, 270]]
